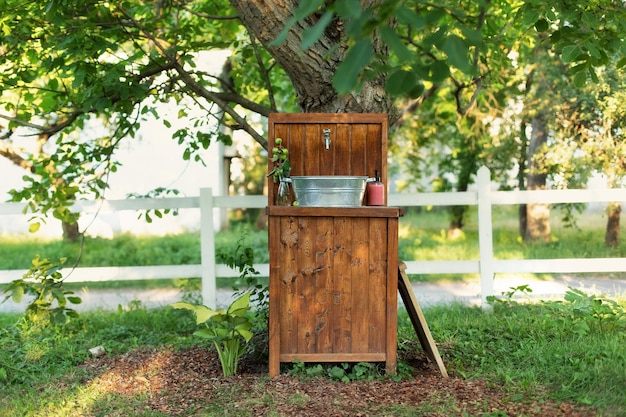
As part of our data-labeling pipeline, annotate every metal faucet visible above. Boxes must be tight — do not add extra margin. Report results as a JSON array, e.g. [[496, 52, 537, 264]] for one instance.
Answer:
[[323, 129, 331, 150]]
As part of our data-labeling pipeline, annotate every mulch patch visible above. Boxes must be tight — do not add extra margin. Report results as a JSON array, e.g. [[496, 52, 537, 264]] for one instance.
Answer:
[[79, 346, 593, 416]]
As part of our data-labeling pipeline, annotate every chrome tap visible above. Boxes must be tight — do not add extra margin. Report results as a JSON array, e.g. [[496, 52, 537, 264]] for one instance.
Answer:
[[323, 129, 331, 150]]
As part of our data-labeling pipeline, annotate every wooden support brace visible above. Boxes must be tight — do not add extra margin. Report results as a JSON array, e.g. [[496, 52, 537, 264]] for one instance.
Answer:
[[397, 261, 449, 378]]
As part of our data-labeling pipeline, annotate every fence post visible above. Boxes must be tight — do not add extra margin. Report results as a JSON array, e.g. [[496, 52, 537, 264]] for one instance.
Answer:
[[477, 166, 495, 309], [200, 188, 217, 309]]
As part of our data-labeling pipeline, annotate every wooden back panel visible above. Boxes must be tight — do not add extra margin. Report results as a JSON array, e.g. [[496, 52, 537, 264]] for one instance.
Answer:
[[267, 113, 388, 205]]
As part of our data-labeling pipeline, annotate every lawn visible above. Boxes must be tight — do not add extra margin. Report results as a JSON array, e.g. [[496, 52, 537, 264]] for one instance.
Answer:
[[0, 292, 624, 416]]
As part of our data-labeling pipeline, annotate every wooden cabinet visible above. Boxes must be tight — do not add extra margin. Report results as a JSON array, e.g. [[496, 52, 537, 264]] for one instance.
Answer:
[[267, 207, 400, 376], [267, 114, 399, 377]]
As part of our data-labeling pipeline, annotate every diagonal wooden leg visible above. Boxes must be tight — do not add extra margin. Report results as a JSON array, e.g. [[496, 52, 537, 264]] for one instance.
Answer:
[[397, 261, 448, 378]]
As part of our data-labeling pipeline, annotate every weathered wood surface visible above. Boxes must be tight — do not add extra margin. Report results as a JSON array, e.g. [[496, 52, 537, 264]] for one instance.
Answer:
[[268, 213, 400, 376], [267, 113, 397, 377], [398, 262, 448, 378]]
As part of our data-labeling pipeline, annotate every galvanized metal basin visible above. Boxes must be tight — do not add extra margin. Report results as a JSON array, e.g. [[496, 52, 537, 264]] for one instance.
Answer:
[[285, 176, 371, 207]]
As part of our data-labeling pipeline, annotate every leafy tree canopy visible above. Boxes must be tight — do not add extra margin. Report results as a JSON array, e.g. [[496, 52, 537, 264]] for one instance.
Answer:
[[1, 0, 625, 230]]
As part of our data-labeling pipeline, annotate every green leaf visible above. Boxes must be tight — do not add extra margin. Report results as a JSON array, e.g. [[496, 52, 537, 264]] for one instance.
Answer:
[[332, 0, 362, 18], [407, 82, 425, 99], [193, 328, 216, 340], [294, 0, 324, 20], [52, 289, 66, 306], [171, 302, 220, 324], [333, 38, 373, 94], [428, 60, 450, 83], [385, 69, 417, 96], [238, 329, 253, 343], [395, 6, 425, 29], [573, 71, 587, 88], [11, 285, 24, 303], [534, 19, 549, 32], [460, 26, 482, 47], [29, 222, 41, 233], [522, 7, 540, 27], [67, 296, 82, 304], [562, 45, 581, 63], [441, 35, 472, 73], [379, 26, 412, 63], [301, 10, 334, 50], [269, 17, 296, 47], [227, 292, 251, 316]]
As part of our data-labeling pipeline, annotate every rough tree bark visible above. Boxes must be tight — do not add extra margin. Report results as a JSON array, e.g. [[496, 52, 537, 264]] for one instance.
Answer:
[[229, 0, 397, 119], [605, 202, 621, 247], [518, 118, 528, 237], [525, 114, 551, 242]]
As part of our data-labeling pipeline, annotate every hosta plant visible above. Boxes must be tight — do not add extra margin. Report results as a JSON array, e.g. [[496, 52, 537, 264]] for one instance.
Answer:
[[172, 292, 253, 376]]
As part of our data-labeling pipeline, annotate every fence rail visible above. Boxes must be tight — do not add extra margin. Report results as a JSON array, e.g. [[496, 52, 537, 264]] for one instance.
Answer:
[[1, 166, 625, 308]]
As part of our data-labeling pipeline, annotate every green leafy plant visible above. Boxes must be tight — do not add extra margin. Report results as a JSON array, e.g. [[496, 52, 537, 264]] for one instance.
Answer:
[[289, 361, 384, 382], [487, 284, 533, 306], [217, 232, 267, 317], [172, 292, 254, 376], [217, 233, 269, 363], [549, 287, 626, 335], [1, 255, 81, 324], [267, 137, 290, 183]]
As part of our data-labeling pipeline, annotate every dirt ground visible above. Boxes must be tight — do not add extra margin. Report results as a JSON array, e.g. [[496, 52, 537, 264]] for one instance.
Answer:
[[79, 346, 595, 417]]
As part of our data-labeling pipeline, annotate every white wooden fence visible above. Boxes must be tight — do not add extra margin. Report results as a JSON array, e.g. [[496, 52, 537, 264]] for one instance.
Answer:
[[1, 166, 625, 308]]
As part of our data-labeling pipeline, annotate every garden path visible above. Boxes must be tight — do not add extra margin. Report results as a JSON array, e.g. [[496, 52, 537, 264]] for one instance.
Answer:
[[1, 274, 625, 313]]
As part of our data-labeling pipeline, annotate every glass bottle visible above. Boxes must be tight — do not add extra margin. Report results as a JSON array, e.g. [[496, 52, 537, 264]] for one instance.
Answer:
[[276, 176, 292, 206]]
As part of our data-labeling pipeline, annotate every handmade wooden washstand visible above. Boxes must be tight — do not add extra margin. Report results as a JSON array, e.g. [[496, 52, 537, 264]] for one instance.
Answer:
[[266, 113, 447, 378]]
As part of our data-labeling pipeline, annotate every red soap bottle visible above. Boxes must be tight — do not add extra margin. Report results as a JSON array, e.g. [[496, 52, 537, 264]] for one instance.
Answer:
[[367, 170, 384, 206]]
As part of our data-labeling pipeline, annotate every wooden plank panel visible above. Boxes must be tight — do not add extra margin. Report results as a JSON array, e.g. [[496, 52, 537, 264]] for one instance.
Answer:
[[334, 123, 352, 175], [268, 216, 282, 377], [314, 217, 333, 353], [287, 123, 305, 177], [364, 123, 382, 179], [385, 218, 398, 374], [279, 216, 299, 354], [280, 352, 387, 362], [320, 123, 336, 174], [349, 124, 368, 176], [303, 123, 322, 175], [268, 206, 403, 218], [269, 112, 387, 124], [350, 217, 370, 353], [367, 218, 387, 353], [331, 217, 352, 353], [296, 216, 317, 353]]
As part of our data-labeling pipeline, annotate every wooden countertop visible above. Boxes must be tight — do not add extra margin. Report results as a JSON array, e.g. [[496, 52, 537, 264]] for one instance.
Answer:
[[266, 206, 403, 218]]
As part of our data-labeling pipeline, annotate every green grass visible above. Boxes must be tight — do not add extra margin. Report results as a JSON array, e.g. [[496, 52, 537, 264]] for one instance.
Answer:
[[0, 293, 624, 416], [417, 295, 626, 415]]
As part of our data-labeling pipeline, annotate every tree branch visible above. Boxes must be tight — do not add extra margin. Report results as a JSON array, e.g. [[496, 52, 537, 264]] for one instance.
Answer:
[[0, 143, 34, 172], [117, 3, 270, 148]]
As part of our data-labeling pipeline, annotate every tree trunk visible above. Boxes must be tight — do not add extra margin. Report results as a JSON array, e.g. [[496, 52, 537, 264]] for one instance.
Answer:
[[525, 114, 550, 242], [62, 221, 81, 243], [518, 119, 528, 237], [605, 202, 621, 247], [447, 152, 478, 239], [229, 0, 397, 118]]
